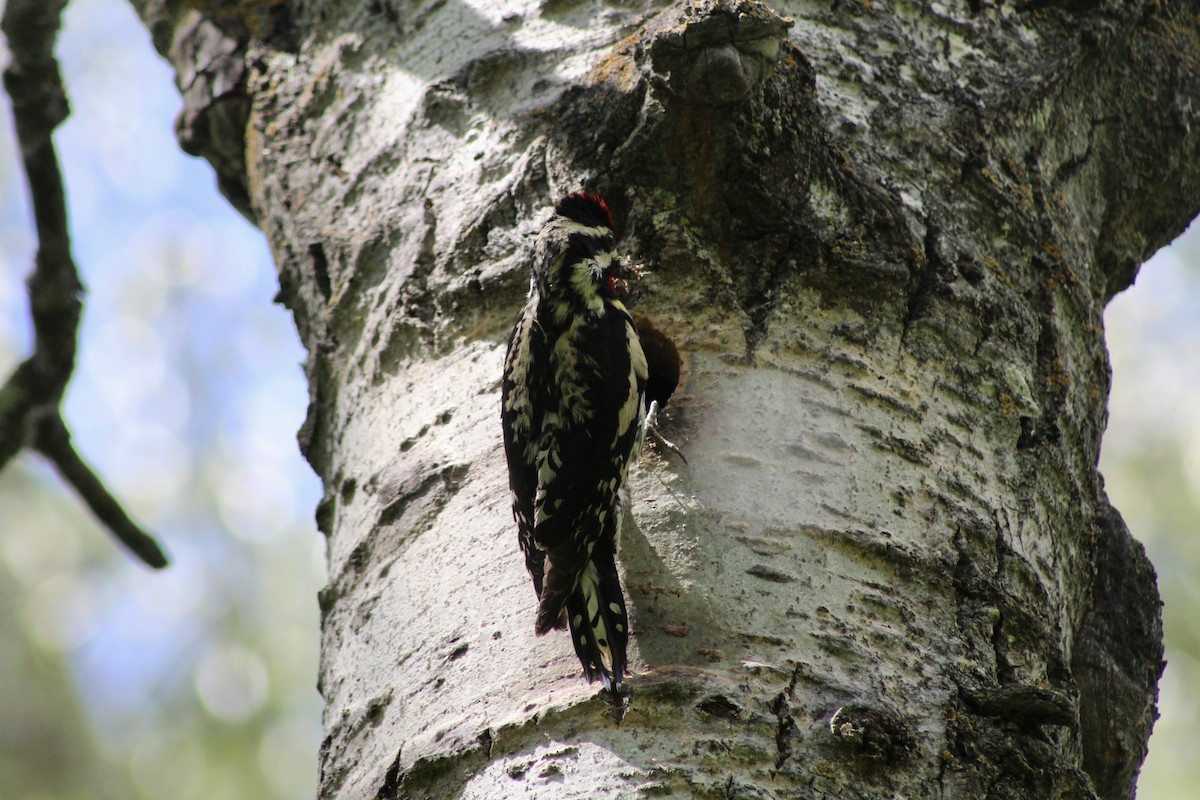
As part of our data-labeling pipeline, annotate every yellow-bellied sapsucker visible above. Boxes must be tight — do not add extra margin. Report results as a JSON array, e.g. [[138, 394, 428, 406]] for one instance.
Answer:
[[501, 193, 647, 691]]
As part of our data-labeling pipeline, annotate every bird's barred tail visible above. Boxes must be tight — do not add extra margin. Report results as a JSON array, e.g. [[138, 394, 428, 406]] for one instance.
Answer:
[[565, 555, 629, 690]]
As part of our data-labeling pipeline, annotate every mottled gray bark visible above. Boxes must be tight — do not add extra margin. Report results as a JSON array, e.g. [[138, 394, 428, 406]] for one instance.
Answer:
[[132, 1, 1196, 798]]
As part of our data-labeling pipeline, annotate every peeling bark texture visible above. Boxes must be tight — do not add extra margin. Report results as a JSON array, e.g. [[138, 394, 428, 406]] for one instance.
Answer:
[[129, 0, 1197, 798]]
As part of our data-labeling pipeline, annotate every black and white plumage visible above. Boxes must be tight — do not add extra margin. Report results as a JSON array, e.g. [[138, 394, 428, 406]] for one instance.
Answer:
[[501, 193, 647, 691]]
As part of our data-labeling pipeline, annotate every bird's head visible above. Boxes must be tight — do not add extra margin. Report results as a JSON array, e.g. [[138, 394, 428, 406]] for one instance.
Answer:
[[535, 193, 622, 317]]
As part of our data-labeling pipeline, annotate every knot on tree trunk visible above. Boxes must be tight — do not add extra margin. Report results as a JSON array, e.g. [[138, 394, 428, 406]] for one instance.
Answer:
[[646, 0, 793, 105]]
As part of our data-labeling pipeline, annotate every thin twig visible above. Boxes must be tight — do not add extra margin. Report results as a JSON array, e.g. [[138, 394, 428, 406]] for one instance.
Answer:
[[34, 414, 169, 568], [0, 0, 168, 568]]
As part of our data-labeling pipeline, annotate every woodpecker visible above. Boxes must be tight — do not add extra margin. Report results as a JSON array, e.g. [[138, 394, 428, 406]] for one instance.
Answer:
[[501, 193, 647, 692]]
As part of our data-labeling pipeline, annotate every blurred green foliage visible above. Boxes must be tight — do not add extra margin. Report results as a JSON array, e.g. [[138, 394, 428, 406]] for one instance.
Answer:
[[0, 0, 323, 798], [1102, 221, 1200, 799]]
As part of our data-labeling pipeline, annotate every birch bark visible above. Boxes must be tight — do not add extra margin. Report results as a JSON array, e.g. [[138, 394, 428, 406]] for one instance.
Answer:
[[131, 1, 1198, 797]]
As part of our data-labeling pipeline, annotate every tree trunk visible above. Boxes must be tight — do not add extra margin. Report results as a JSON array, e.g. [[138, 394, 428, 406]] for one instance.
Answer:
[[132, 1, 1196, 797]]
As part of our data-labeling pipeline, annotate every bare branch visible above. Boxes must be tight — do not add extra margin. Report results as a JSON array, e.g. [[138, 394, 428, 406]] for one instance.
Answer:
[[0, 0, 168, 569], [33, 414, 169, 569], [0, 0, 76, 468]]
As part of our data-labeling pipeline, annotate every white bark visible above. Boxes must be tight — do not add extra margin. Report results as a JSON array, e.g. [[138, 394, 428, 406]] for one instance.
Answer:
[[131, 0, 1199, 797]]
